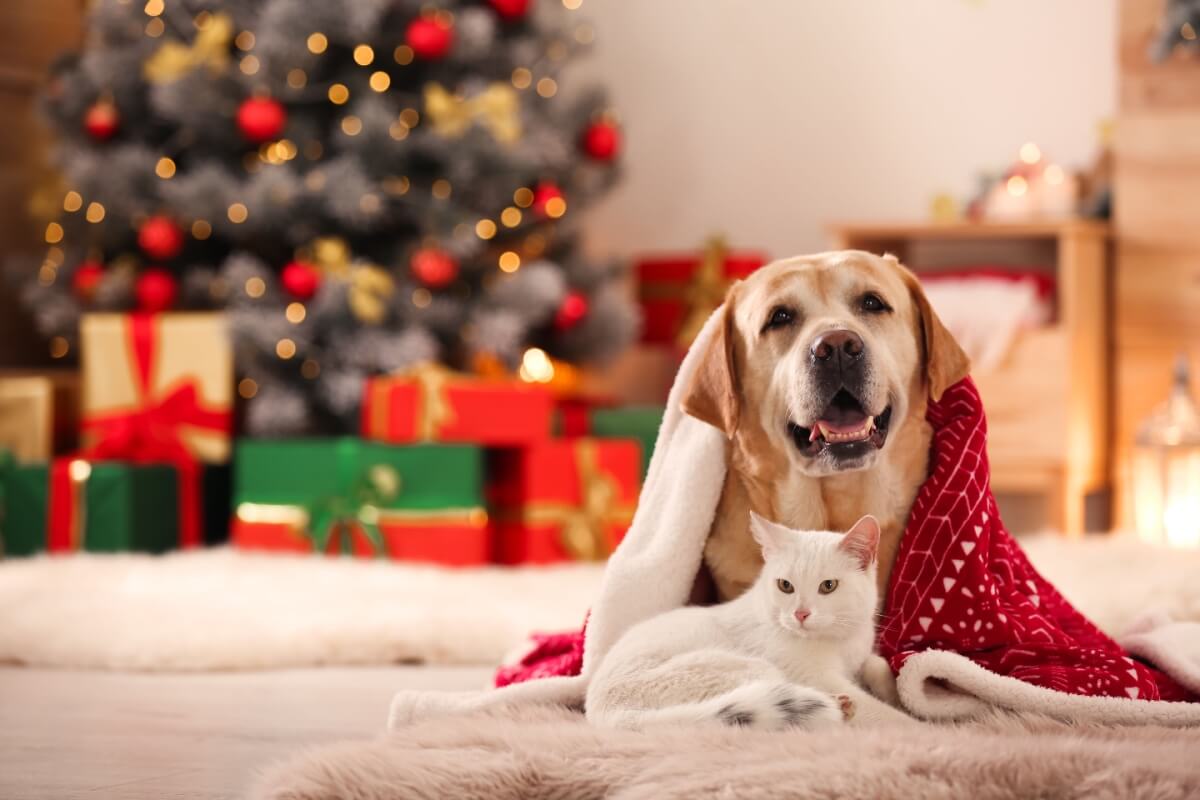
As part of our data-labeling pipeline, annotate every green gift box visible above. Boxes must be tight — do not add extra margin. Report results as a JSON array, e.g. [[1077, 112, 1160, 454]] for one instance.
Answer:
[[0, 459, 179, 557], [230, 438, 490, 564], [563, 406, 664, 481]]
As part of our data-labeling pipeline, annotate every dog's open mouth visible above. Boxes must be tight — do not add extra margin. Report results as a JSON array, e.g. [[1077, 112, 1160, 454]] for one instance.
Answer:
[[787, 389, 892, 461]]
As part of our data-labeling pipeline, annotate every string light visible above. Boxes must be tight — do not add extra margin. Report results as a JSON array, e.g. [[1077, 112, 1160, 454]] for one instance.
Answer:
[[353, 44, 375, 65], [536, 78, 558, 98], [544, 197, 567, 218], [49, 337, 69, 359], [1019, 142, 1041, 164], [301, 359, 320, 379], [500, 207, 522, 227], [227, 202, 249, 223], [287, 68, 307, 88], [239, 55, 260, 75], [525, 232, 547, 257], [383, 176, 410, 195], [1183, 22, 1197, 40], [520, 347, 555, 383], [513, 187, 534, 207], [63, 191, 82, 212], [359, 193, 381, 213], [475, 219, 497, 239], [194, 11, 213, 29], [1006, 175, 1028, 196], [498, 251, 521, 272], [144, 0, 163, 15], [155, 157, 176, 178], [511, 67, 532, 89], [389, 121, 410, 140], [145, 18, 165, 37], [412, 287, 432, 308], [393, 45, 414, 65], [235, 30, 256, 50], [328, 84, 350, 105], [85, 202, 106, 223], [432, 179, 451, 199], [191, 219, 212, 239], [369, 71, 391, 92], [307, 33, 328, 54], [285, 302, 306, 323], [276, 338, 297, 359], [1044, 164, 1066, 185], [562, 0, 583, 8], [45, 222, 64, 244], [245, 276, 266, 297], [341, 115, 363, 135], [38, 263, 56, 285], [237, 378, 258, 399], [399, 108, 420, 127]]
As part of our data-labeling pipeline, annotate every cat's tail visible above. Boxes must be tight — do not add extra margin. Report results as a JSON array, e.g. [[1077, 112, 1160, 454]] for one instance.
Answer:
[[591, 680, 844, 731]]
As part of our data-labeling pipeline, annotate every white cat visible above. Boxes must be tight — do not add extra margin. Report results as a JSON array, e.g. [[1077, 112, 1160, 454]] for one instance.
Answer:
[[586, 512, 911, 730]]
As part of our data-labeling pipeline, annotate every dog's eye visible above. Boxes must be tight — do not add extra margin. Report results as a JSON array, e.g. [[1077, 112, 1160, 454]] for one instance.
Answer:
[[818, 579, 839, 595], [763, 306, 795, 332], [776, 578, 794, 594], [859, 293, 891, 314]]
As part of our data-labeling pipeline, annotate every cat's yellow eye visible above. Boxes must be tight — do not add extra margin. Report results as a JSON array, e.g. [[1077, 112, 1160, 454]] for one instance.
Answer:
[[776, 578, 794, 594], [818, 579, 838, 595]]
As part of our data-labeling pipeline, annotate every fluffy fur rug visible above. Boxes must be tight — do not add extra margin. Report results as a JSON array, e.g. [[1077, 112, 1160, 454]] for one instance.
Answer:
[[0, 536, 1196, 671], [250, 705, 1200, 799]]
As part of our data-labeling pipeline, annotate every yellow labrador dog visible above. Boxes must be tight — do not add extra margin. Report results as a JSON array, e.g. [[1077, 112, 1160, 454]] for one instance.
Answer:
[[682, 251, 970, 602]]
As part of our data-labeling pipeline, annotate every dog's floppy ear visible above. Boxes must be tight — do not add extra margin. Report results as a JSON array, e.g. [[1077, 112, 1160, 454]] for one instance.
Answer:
[[680, 289, 740, 436], [888, 254, 970, 402]]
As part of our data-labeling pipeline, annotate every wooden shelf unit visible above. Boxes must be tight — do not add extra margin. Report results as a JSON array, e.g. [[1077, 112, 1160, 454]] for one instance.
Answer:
[[829, 219, 1111, 536]]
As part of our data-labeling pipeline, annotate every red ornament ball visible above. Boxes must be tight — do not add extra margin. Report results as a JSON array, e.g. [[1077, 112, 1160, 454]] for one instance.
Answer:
[[135, 268, 178, 313], [280, 260, 321, 300], [531, 182, 566, 219], [581, 120, 621, 161], [137, 215, 185, 261], [406, 17, 455, 60], [488, 0, 531, 20], [84, 99, 120, 141], [72, 260, 105, 301], [554, 290, 589, 331], [236, 96, 287, 144], [410, 247, 460, 289]]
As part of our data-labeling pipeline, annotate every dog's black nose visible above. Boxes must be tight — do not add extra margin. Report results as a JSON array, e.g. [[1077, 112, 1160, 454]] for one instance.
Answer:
[[810, 329, 864, 364]]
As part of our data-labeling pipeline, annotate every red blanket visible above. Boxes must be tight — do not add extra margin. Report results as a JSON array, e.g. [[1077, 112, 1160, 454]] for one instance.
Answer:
[[496, 378, 1194, 703]]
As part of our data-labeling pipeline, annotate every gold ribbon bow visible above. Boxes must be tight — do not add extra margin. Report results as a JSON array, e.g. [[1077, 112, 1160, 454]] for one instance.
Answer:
[[423, 82, 522, 145], [143, 12, 234, 84], [520, 441, 636, 561], [676, 236, 730, 348], [301, 237, 395, 324], [406, 362, 457, 440]]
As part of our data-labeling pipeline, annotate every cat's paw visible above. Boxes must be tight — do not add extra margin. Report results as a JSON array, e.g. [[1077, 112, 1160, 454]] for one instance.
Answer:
[[716, 682, 842, 731], [837, 693, 855, 721]]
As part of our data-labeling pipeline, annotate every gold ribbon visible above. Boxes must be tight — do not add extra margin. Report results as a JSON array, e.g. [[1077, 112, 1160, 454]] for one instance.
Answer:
[[300, 237, 395, 324], [143, 12, 234, 84], [503, 440, 636, 561], [423, 82, 522, 144], [407, 363, 457, 440], [235, 503, 488, 529], [676, 236, 731, 348]]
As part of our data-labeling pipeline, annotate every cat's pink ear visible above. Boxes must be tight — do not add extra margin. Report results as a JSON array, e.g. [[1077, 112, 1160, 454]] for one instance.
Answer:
[[749, 511, 791, 557], [839, 515, 880, 570]]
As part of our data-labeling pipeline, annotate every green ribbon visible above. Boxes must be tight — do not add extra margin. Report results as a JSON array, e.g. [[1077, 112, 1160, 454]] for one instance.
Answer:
[[306, 462, 401, 556]]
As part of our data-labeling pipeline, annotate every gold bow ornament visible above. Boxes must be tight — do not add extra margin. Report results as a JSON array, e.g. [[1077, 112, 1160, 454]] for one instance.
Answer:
[[362, 362, 459, 443], [299, 237, 395, 324], [143, 12, 234, 84], [423, 82, 522, 144]]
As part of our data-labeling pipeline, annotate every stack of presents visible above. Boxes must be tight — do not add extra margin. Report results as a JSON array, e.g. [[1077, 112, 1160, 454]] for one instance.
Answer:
[[0, 239, 765, 566]]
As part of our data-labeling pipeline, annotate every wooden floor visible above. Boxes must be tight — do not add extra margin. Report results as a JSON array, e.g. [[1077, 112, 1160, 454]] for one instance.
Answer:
[[0, 665, 493, 799]]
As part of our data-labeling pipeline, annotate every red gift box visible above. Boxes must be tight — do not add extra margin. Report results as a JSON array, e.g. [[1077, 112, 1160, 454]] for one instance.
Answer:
[[637, 237, 767, 346], [361, 364, 553, 446], [489, 438, 640, 564]]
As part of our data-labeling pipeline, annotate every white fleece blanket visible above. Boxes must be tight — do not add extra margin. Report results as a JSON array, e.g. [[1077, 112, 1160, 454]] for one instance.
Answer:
[[389, 308, 1200, 728]]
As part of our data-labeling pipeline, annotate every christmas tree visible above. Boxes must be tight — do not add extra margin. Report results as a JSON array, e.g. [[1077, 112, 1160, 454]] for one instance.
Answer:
[[16, 0, 636, 435]]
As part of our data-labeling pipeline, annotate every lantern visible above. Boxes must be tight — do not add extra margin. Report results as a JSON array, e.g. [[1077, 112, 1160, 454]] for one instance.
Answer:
[[1131, 356, 1200, 548]]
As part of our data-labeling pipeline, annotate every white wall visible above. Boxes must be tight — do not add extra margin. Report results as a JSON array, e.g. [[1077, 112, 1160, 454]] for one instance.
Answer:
[[573, 0, 1116, 259]]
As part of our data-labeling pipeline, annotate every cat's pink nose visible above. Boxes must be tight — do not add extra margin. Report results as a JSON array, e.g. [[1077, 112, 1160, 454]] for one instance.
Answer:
[[794, 609, 811, 624]]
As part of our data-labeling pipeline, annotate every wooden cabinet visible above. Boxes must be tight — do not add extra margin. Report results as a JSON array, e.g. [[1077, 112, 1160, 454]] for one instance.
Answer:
[[830, 220, 1111, 536], [1113, 0, 1200, 526]]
